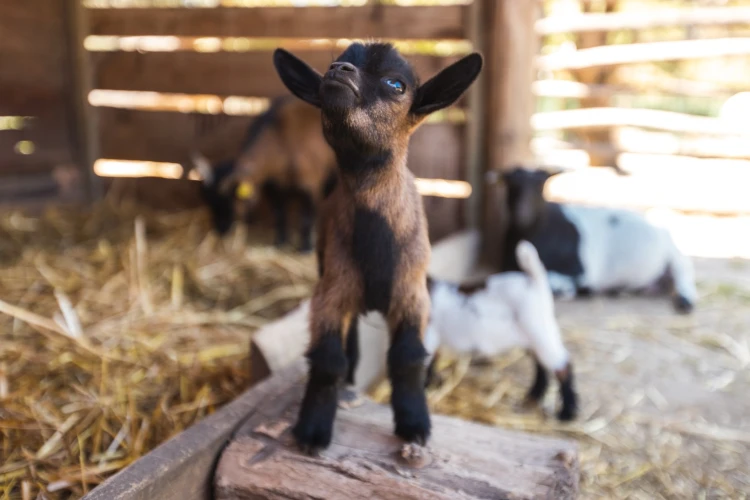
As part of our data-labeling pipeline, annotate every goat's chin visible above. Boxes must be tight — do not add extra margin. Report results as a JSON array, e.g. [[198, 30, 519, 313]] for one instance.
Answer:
[[321, 84, 358, 112]]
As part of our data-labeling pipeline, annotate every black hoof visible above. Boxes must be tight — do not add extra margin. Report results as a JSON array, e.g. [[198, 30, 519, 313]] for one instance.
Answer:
[[673, 295, 694, 314], [292, 414, 335, 455], [395, 416, 431, 446], [338, 386, 364, 409], [557, 402, 578, 421]]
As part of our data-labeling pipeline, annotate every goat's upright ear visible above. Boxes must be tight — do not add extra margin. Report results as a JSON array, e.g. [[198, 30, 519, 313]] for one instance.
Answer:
[[411, 53, 483, 116], [273, 49, 323, 108], [538, 166, 565, 182]]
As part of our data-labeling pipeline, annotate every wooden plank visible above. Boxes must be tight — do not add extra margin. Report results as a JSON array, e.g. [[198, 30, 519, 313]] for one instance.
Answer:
[[88, 6, 468, 40], [98, 109, 253, 165], [538, 37, 750, 72], [537, 6, 750, 35], [215, 361, 579, 500], [532, 79, 735, 100], [97, 108, 465, 172], [81, 362, 311, 500], [93, 51, 458, 97], [532, 107, 750, 137]]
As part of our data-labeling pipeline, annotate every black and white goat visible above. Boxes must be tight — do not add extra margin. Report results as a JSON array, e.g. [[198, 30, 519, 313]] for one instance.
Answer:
[[498, 167, 697, 313], [424, 240, 578, 421]]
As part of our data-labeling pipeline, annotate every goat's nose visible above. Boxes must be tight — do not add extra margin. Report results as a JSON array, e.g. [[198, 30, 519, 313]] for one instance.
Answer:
[[329, 62, 356, 72]]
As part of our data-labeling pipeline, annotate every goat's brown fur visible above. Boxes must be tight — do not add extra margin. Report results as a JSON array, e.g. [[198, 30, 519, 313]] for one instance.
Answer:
[[223, 100, 335, 208]]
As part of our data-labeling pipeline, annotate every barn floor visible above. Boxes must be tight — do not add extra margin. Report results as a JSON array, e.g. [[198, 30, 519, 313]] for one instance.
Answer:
[[1, 203, 749, 499], [397, 256, 750, 499]]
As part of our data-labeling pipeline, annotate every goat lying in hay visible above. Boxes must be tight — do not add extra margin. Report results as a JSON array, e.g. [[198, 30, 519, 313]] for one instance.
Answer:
[[498, 167, 698, 314], [194, 96, 337, 252], [424, 240, 578, 421], [273, 42, 482, 453]]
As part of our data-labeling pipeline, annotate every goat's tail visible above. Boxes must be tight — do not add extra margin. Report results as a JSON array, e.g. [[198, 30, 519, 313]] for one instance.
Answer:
[[515, 240, 547, 285], [190, 151, 214, 185]]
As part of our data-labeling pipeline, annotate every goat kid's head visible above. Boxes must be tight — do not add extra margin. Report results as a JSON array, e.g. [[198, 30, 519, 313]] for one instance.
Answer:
[[495, 167, 564, 232], [273, 43, 482, 157]]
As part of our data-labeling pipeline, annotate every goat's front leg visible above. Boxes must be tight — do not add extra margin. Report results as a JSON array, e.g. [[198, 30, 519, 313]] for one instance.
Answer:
[[293, 284, 356, 454], [388, 291, 431, 445]]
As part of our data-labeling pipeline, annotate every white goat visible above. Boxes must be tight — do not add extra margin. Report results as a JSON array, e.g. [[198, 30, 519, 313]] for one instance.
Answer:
[[500, 167, 698, 313], [424, 240, 578, 421]]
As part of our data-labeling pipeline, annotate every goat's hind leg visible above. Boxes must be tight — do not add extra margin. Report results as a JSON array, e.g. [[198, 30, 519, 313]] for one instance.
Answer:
[[524, 355, 549, 407], [338, 319, 364, 409]]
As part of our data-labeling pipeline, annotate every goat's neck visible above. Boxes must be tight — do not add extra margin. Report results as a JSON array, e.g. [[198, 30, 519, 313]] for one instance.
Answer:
[[334, 141, 409, 200]]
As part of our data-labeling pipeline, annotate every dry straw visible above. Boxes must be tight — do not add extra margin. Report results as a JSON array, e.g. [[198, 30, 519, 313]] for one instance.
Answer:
[[0, 202, 316, 498]]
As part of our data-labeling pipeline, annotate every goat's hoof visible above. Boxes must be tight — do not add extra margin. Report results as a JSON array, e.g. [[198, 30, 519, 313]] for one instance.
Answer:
[[557, 404, 578, 422], [292, 417, 334, 455], [424, 371, 444, 389], [673, 295, 694, 314], [394, 405, 431, 445], [522, 395, 541, 409], [395, 420, 430, 446], [338, 386, 364, 409]]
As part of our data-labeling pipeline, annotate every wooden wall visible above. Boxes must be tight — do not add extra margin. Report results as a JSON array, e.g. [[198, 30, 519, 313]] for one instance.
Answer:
[[84, 3, 473, 240], [0, 0, 86, 204]]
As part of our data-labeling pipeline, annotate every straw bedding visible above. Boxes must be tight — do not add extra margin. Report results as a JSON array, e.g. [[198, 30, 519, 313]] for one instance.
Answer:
[[1, 204, 749, 499], [0, 203, 316, 498]]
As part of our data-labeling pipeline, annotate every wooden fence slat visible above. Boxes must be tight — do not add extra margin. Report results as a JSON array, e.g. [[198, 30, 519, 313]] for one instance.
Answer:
[[93, 51, 458, 97], [98, 108, 466, 170], [88, 6, 467, 40], [532, 107, 750, 137], [536, 6, 750, 35], [538, 37, 750, 71]]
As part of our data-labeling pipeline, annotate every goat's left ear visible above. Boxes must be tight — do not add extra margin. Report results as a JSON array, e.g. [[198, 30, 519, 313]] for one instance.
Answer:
[[273, 49, 323, 108], [411, 53, 483, 116], [540, 167, 566, 180]]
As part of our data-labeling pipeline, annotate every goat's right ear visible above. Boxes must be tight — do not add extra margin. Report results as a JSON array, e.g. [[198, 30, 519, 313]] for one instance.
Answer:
[[273, 49, 323, 108]]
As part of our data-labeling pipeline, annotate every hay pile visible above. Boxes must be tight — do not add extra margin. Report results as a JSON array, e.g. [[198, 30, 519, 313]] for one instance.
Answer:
[[373, 273, 750, 499], [0, 202, 317, 498]]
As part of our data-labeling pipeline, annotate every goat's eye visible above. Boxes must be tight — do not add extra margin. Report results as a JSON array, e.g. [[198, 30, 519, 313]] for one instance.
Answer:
[[384, 78, 405, 93]]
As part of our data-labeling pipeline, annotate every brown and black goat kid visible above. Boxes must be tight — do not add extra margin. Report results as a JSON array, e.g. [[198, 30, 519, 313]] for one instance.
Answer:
[[273, 43, 482, 452], [196, 97, 337, 252]]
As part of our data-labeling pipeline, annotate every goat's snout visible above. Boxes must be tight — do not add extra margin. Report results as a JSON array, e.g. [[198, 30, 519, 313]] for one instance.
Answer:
[[329, 62, 356, 73]]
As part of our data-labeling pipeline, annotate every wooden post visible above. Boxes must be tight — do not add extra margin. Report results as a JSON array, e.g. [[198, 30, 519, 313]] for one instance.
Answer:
[[214, 361, 580, 500], [478, 0, 541, 270], [64, 0, 102, 201], [463, 0, 487, 230]]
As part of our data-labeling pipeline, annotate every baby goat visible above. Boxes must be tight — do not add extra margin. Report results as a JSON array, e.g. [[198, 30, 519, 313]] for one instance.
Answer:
[[424, 240, 578, 421], [499, 167, 697, 313], [194, 96, 337, 252], [273, 43, 482, 452]]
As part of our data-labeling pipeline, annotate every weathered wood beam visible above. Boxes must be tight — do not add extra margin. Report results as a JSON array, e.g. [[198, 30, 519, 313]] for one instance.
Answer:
[[537, 7, 750, 35], [92, 51, 457, 98], [538, 37, 750, 71], [532, 107, 750, 137], [214, 362, 579, 500], [88, 5, 468, 40]]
